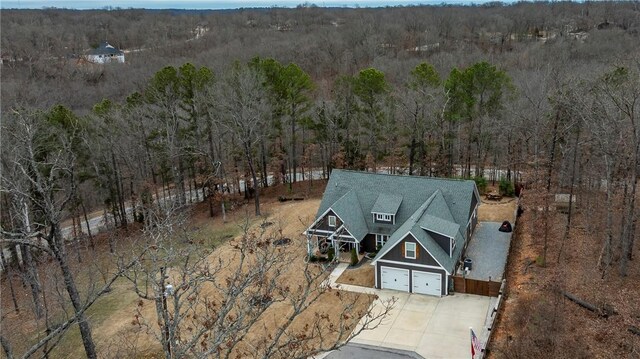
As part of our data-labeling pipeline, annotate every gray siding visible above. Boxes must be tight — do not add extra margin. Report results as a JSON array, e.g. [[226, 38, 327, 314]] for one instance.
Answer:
[[471, 209, 478, 234], [376, 261, 447, 295], [308, 209, 342, 235], [465, 206, 478, 245], [469, 192, 478, 221], [380, 233, 439, 267], [427, 229, 451, 256], [373, 216, 393, 225]]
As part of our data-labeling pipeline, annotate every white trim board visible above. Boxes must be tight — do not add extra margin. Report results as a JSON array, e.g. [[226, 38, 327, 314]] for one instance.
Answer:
[[372, 232, 451, 275], [376, 259, 445, 271], [419, 226, 455, 240], [305, 207, 346, 232]]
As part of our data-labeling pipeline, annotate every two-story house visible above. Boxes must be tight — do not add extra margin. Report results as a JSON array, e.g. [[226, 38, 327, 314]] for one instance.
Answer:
[[305, 170, 479, 296]]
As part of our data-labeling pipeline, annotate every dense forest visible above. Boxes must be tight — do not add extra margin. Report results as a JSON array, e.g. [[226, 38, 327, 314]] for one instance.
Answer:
[[1, 2, 639, 358]]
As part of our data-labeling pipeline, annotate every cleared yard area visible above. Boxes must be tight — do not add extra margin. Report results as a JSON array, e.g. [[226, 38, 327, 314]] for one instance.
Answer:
[[1, 184, 375, 358], [92, 198, 376, 358], [477, 197, 517, 222]]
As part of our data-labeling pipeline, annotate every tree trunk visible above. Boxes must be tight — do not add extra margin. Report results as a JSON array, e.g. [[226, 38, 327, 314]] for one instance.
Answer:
[[301, 127, 307, 181], [156, 266, 172, 358], [111, 152, 128, 229], [20, 201, 44, 318], [208, 192, 215, 218], [620, 173, 637, 274], [408, 136, 416, 176], [599, 157, 614, 276], [105, 208, 115, 254], [72, 209, 82, 263], [160, 171, 169, 210], [245, 144, 261, 217], [543, 109, 561, 266], [0, 335, 13, 359], [465, 126, 472, 178], [1, 247, 20, 313], [221, 199, 227, 223], [261, 139, 269, 188], [291, 107, 297, 186], [49, 223, 97, 359], [557, 126, 581, 263], [177, 159, 187, 206], [420, 140, 427, 177], [81, 199, 94, 250]]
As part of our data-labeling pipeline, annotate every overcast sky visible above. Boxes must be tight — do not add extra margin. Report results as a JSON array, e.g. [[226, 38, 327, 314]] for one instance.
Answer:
[[2, 0, 488, 9]]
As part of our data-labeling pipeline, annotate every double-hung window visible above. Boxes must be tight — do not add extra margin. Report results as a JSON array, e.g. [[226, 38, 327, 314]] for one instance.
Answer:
[[405, 242, 416, 259], [328, 215, 336, 227]]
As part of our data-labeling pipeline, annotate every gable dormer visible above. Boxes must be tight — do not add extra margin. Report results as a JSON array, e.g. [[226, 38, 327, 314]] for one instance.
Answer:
[[424, 228, 453, 257], [371, 193, 403, 225]]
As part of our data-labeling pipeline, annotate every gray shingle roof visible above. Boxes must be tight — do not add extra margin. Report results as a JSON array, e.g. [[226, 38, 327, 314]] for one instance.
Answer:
[[87, 42, 124, 55], [374, 191, 439, 257], [418, 214, 460, 239], [330, 190, 369, 241], [316, 170, 475, 234], [314, 170, 476, 273], [371, 192, 403, 215]]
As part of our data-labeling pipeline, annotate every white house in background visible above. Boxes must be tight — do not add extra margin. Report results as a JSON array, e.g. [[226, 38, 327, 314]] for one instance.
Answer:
[[85, 42, 125, 64]]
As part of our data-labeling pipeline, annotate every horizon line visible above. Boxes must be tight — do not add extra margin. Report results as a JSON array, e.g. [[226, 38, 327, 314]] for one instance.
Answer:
[[1, 0, 517, 11]]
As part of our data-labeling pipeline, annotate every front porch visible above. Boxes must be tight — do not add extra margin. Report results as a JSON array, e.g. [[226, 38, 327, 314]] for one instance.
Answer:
[[306, 229, 365, 263], [337, 248, 365, 263]]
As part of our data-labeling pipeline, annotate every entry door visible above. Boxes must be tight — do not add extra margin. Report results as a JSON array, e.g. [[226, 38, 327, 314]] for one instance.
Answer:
[[381, 266, 409, 292], [412, 270, 442, 296]]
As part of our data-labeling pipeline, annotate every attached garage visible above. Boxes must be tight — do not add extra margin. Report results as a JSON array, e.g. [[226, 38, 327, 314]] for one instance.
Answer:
[[412, 270, 442, 296], [375, 260, 448, 296], [381, 266, 409, 292]]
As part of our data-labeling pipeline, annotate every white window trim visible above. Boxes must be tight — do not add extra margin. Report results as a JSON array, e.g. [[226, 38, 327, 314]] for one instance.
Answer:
[[374, 213, 393, 222], [405, 242, 416, 259], [375, 234, 389, 247], [328, 215, 336, 227]]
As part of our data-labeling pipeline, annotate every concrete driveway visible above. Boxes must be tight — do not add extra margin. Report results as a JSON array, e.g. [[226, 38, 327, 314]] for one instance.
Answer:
[[351, 290, 491, 359]]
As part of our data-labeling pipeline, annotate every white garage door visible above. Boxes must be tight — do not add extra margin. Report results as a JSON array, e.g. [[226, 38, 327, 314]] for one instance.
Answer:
[[381, 266, 409, 292], [412, 270, 442, 296]]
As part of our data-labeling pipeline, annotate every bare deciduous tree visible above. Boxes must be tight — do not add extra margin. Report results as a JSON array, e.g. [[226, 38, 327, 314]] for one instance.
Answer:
[[121, 203, 393, 359]]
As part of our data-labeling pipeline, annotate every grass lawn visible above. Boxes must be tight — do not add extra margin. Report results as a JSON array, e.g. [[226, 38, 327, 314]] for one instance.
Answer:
[[478, 197, 518, 222], [336, 262, 375, 288]]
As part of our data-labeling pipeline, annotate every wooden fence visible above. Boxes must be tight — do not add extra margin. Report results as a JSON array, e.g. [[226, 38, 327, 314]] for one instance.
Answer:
[[453, 276, 502, 297]]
